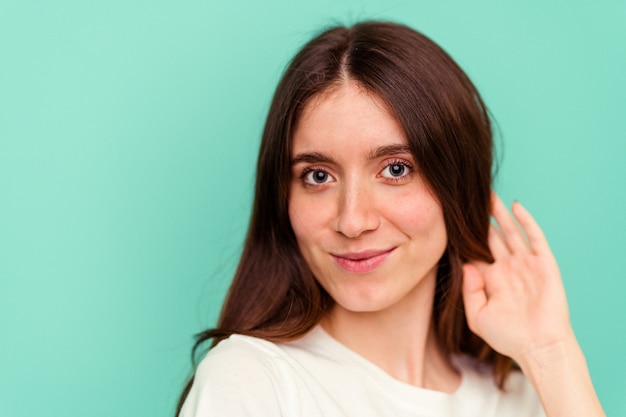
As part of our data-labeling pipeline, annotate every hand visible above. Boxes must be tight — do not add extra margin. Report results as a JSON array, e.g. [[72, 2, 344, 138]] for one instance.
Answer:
[[462, 193, 574, 363]]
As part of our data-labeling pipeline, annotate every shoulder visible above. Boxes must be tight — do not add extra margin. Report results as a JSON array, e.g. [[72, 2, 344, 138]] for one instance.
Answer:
[[179, 328, 349, 417], [197, 334, 289, 378], [179, 335, 295, 417]]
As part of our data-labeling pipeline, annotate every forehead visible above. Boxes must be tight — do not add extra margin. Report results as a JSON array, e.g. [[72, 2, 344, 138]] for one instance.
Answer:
[[292, 83, 407, 155]]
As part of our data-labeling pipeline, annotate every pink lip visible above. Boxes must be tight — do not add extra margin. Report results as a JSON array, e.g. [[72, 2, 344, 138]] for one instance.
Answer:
[[331, 248, 395, 273]]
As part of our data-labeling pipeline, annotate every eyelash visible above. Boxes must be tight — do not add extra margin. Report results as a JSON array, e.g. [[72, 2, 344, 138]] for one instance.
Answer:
[[298, 159, 414, 187], [299, 166, 332, 187], [379, 159, 414, 183]]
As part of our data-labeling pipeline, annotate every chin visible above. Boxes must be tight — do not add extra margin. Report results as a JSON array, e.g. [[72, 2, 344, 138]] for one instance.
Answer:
[[328, 287, 404, 314], [323, 268, 438, 316]]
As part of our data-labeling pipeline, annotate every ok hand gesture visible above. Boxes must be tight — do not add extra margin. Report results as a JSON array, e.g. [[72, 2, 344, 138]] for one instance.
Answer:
[[462, 193, 605, 417]]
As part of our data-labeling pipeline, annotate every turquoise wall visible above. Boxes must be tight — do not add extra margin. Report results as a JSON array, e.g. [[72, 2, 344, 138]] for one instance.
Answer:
[[1, 1, 624, 415]]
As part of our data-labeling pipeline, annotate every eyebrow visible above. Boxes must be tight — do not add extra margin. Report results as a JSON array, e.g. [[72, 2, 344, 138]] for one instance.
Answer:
[[291, 152, 335, 166], [367, 144, 412, 160], [291, 144, 412, 166]]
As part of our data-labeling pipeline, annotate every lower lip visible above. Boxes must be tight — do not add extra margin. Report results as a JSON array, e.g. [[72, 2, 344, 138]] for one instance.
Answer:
[[332, 249, 394, 273]]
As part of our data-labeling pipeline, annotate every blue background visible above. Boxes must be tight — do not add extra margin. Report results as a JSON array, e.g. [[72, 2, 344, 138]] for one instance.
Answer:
[[1, 1, 624, 415]]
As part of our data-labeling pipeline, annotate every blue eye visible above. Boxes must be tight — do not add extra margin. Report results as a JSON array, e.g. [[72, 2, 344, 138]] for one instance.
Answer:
[[304, 169, 332, 184], [381, 163, 410, 178]]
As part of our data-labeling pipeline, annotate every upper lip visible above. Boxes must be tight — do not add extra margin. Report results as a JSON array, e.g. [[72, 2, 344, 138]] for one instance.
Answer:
[[332, 248, 395, 260]]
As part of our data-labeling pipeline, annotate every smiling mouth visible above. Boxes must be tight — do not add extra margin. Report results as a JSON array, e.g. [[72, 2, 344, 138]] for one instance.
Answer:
[[331, 248, 395, 273]]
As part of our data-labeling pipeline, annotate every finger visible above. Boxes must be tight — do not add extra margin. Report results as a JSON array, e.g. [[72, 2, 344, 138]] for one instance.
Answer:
[[487, 223, 510, 261], [491, 192, 529, 254], [511, 201, 550, 255], [462, 263, 488, 332]]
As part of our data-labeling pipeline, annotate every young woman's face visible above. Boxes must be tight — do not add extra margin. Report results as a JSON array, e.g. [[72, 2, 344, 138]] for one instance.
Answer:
[[288, 83, 448, 314]]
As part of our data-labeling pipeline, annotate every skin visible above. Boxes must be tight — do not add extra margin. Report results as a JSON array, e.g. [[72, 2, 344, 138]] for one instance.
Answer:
[[288, 81, 605, 415], [464, 195, 605, 416], [289, 82, 459, 391]]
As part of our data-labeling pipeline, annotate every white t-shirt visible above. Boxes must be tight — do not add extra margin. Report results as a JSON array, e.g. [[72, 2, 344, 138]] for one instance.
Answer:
[[180, 325, 546, 417]]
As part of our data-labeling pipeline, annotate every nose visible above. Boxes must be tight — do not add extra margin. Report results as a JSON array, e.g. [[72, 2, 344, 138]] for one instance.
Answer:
[[334, 180, 380, 238]]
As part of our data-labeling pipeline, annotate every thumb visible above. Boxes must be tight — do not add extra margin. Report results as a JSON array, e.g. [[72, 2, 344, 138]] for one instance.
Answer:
[[462, 263, 487, 331]]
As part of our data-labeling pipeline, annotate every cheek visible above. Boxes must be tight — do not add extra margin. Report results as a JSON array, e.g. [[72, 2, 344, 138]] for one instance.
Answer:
[[391, 188, 432, 217], [391, 192, 447, 238], [288, 193, 324, 246]]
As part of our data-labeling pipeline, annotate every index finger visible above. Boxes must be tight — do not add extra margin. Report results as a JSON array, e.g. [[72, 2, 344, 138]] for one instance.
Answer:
[[491, 192, 529, 255], [511, 201, 550, 255]]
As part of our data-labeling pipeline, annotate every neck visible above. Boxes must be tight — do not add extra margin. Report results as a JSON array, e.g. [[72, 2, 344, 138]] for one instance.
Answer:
[[320, 272, 460, 392]]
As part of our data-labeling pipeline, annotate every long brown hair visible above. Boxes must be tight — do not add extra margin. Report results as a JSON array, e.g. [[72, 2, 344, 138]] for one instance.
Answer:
[[177, 21, 512, 413]]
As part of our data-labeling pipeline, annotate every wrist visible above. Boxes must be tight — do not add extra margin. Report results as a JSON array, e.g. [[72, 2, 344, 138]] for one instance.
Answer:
[[515, 333, 605, 417], [517, 331, 581, 379]]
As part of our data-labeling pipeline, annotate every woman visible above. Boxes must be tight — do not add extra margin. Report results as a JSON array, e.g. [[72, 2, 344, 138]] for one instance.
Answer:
[[177, 21, 604, 416]]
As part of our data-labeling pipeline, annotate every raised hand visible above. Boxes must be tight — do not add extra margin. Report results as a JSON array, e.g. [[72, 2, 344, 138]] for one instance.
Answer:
[[462, 193, 605, 417], [462, 193, 573, 361]]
